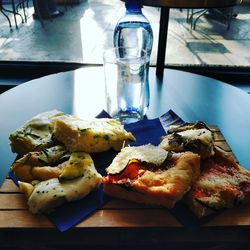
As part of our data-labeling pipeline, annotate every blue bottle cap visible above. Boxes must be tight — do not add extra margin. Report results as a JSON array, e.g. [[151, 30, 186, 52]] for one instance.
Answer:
[[125, 0, 142, 10]]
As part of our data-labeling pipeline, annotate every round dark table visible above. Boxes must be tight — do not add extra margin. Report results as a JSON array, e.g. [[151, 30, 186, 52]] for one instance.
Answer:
[[0, 66, 250, 185]]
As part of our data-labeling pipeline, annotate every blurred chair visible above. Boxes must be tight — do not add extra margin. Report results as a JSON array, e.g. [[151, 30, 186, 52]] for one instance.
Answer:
[[12, 0, 28, 28], [0, 0, 13, 29], [0, 0, 29, 29], [15, 0, 30, 22], [187, 6, 239, 30]]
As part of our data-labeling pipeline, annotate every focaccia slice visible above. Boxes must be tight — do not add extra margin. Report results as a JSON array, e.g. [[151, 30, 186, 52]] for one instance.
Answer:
[[159, 121, 215, 159], [186, 147, 250, 218], [11, 145, 94, 182], [9, 110, 64, 155], [103, 144, 200, 208], [53, 116, 135, 153], [18, 153, 102, 214]]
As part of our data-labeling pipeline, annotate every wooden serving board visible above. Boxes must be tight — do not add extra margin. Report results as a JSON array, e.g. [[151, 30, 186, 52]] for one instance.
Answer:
[[210, 125, 238, 161], [0, 127, 250, 247]]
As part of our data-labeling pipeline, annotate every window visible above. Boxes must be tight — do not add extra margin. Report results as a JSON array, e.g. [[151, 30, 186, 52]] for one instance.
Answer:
[[0, 0, 250, 84]]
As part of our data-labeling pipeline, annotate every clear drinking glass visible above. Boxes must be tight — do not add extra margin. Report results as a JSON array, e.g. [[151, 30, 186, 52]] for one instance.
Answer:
[[103, 47, 148, 124]]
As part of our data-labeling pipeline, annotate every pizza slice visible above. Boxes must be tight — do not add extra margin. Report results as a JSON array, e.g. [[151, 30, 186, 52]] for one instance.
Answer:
[[53, 116, 136, 153], [9, 110, 64, 155], [103, 144, 200, 208], [159, 121, 215, 159], [18, 152, 102, 214], [186, 147, 250, 218]]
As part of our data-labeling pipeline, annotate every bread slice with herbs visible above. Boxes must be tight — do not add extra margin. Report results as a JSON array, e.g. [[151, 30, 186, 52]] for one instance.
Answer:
[[53, 116, 135, 153], [9, 110, 64, 155]]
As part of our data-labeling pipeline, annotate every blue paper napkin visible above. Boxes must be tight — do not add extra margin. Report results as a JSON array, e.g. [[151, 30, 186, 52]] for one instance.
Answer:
[[10, 109, 211, 232]]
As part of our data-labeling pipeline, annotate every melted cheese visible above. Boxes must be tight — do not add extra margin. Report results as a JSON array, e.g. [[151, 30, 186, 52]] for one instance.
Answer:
[[106, 144, 169, 174], [198, 172, 240, 191], [178, 128, 212, 145], [197, 167, 250, 192]]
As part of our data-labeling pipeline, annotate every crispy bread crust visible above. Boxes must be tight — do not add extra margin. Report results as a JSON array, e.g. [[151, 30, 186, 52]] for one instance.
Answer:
[[104, 151, 200, 209], [104, 183, 177, 208]]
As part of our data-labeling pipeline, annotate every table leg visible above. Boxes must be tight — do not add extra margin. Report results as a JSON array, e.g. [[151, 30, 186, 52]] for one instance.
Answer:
[[156, 7, 170, 78]]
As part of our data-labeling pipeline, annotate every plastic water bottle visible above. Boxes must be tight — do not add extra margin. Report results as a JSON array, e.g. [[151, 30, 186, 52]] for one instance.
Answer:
[[113, 0, 153, 116]]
